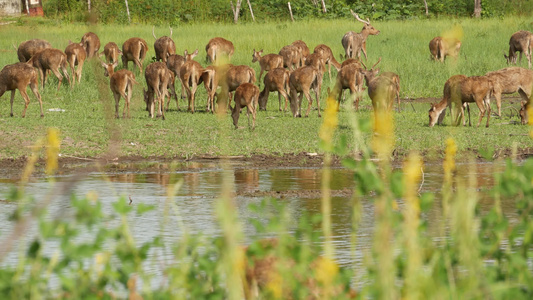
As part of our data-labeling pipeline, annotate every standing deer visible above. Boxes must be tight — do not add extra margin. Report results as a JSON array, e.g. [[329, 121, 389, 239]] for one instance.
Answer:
[[205, 37, 234, 65], [0, 62, 43, 118], [232, 83, 259, 130], [100, 42, 122, 64], [101, 61, 138, 119], [485, 67, 533, 116], [65, 41, 87, 85], [166, 49, 199, 110], [179, 59, 204, 113], [520, 101, 530, 125], [152, 26, 176, 63], [291, 40, 310, 67], [15, 39, 51, 62], [144, 62, 173, 120], [27, 48, 71, 91], [304, 53, 326, 75], [504, 30, 532, 69], [251, 49, 283, 84], [122, 37, 149, 73], [428, 75, 468, 127], [313, 44, 341, 80], [330, 63, 365, 110], [360, 58, 399, 113], [380, 71, 401, 112], [258, 67, 290, 111], [279, 45, 301, 71], [217, 65, 256, 112], [342, 10, 380, 60], [429, 36, 462, 62], [80, 32, 100, 58], [289, 65, 323, 118], [341, 58, 362, 69]]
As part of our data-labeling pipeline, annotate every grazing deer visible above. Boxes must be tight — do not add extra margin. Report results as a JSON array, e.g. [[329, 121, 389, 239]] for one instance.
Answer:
[[152, 26, 176, 63], [80, 32, 100, 58], [304, 53, 326, 74], [360, 58, 399, 113], [217, 65, 256, 112], [291, 40, 310, 67], [0, 62, 43, 118], [205, 37, 234, 65], [100, 42, 122, 64], [15, 39, 51, 62], [179, 59, 204, 113], [166, 49, 199, 110], [143, 62, 173, 120], [258, 67, 290, 111], [278, 45, 301, 71], [289, 65, 322, 118], [27, 48, 71, 91], [520, 101, 530, 125], [101, 61, 138, 118], [65, 41, 87, 85], [251, 49, 283, 84], [342, 10, 380, 60], [429, 36, 462, 62], [458, 76, 494, 127], [232, 83, 259, 130], [330, 63, 365, 110], [341, 58, 362, 69], [504, 30, 532, 68], [428, 75, 467, 127], [313, 44, 341, 80], [122, 37, 149, 73], [485, 67, 533, 116]]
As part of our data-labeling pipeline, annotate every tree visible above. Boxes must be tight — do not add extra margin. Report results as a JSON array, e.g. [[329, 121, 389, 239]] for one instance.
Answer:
[[474, 0, 481, 17]]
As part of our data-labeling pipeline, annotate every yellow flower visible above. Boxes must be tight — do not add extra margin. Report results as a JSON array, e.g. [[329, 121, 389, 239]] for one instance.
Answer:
[[46, 128, 61, 175], [319, 95, 339, 150], [444, 137, 457, 177], [314, 257, 339, 285]]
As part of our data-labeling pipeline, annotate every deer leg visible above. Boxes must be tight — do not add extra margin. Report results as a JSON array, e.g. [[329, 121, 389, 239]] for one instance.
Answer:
[[315, 89, 321, 118], [258, 69, 264, 86], [77, 60, 84, 83], [10, 90, 16, 117], [50, 67, 63, 91], [39, 68, 46, 89], [126, 83, 132, 118], [303, 90, 313, 118], [190, 82, 198, 114], [29, 79, 43, 117], [232, 103, 240, 129], [113, 92, 120, 119]]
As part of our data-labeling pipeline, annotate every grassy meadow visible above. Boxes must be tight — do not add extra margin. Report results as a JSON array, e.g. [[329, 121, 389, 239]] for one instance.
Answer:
[[0, 16, 533, 161]]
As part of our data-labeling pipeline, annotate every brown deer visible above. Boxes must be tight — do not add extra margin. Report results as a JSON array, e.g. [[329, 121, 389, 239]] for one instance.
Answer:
[[143, 62, 173, 120], [289, 65, 323, 118], [380, 71, 401, 112], [100, 42, 122, 64], [0, 62, 43, 118], [341, 58, 362, 69], [217, 65, 256, 112], [232, 83, 259, 130], [313, 44, 341, 80], [15, 39, 51, 62], [27, 48, 71, 91], [80, 32, 100, 58], [485, 67, 533, 116], [101, 61, 138, 118], [122, 37, 149, 73], [330, 63, 365, 110], [342, 10, 380, 60], [152, 26, 176, 63], [360, 58, 399, 113], [504, 30, 532, 68], [520, 100, 530, 125], [179, 59, 204, 113], [278, 45, 301, 71], [205, 37, 234, 65], [65, 41, 87, 85], [428, 74, 467, 127], [166, 49, 199, 110], [304, 53, 326, 74], [291, 40, 310, 67], [429, 36, 462, 62], [251, 49, 283, 84], [200, 65, 218, 113], [258, 67, 290, 111]]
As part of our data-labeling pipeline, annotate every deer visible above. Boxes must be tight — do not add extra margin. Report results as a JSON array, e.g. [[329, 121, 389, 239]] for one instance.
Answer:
[[520, 100, 530, 125], [429, 36, 462, 62], [15, 39, 51, 62], [200, 65, 218, 113], [278, 45, 301, 71], [330, 63, 365, 110], [360, 58, 399, 113], [65, 41, 87, 85], [341, 10, 380, 60], [216, 65, 256, 112], [291, 40, 310, 67], [27, 48, 71, 91], [100, 61, 138, 119], [232, 83, 259, 130], [341, 58, 362, 69], [251, 49, 283, 84], [258, 67, 290, 112], [313, 44, 341, 80], [152, 26, 176, 63], [428, 75, 468, 127], [205, 37, 234, 65], [485, 67, 533, 117], [179, 59, 204, 113], [0, 62, 43, 118], [166, 49, 199, 110], [504, 30, 532, 68], [143, 62, 173, 120], [122, 37, 149, 73], [100, 42, 122, 64], [304, 53, 326, 75], [380, 71, 401, 112], [80, 32, 100, 58], [289, 65, 323, 118]]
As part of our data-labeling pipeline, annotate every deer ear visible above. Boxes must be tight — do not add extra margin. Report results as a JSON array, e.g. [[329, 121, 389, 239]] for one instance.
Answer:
[[112, 61, 119, 68], [193, 49, 199, 56], [101, 62, 107, 68]]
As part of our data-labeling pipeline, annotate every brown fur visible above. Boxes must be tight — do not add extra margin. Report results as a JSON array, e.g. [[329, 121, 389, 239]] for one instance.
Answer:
[[179, 60, 204, 113], [166, 49, 199, 109], [454, 76, 494, 127], [122, 37, 149, 73], [341, 11, 380, 60], [380, 71, 401, 111], [80, 32, 100, 58], [331, 63, 365, 109], [251, 49, 284, 84], [278, 45, 301, 71], [291, 40, 310, 67], [258, 68, 290, 111], [217, 65, 256, 111], [504, 30, 533, 68], [101, 42, 122, 64], [143, 62, 173, 120], [153, 27, 176, 63], [101, 61, 138, 119], [205, 37, 234, 65], [428, 74, 468, 127], [313, 44, 341, 80], [429, 36, 461, 62], [289, 66, 322, 118], [232, 83, 259, 129], [16, 39, 51, 62], [65, 41, 87, 85], [0, 63, 43, 118], [485, 67, 533, 116], [27, 48, 71, 91]]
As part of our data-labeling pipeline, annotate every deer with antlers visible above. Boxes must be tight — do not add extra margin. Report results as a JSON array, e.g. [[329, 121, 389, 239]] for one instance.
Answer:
[[504, 30, 533, 69], [100, 61, 138, 118], [289, 65, 323, 118], [27, 48, 71, 91], [153, 27, 176, 63], [232, 83, 259, 130], [122, 37, 149, 73], [80, 32, 100, 58], [429, 36, 462, 62], [258, 67, 290, 112], [360, 58, 400, 113], [485, 67, 533, 117], [15, 39, 51, 63], [65, 41, 87, 85], [143, 62, 174, 120], [251, 49, 283, 84], [0, 62, 44, 118], [342, 10, 380, 60], [205, 37, 234, 65]]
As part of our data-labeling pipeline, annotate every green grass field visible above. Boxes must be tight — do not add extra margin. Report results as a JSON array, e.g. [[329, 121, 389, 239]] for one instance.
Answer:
[[0, 16, 532, 160]]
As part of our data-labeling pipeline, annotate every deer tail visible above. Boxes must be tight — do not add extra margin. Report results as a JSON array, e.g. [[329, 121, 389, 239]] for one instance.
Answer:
[[152, 26, 157, 40]]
